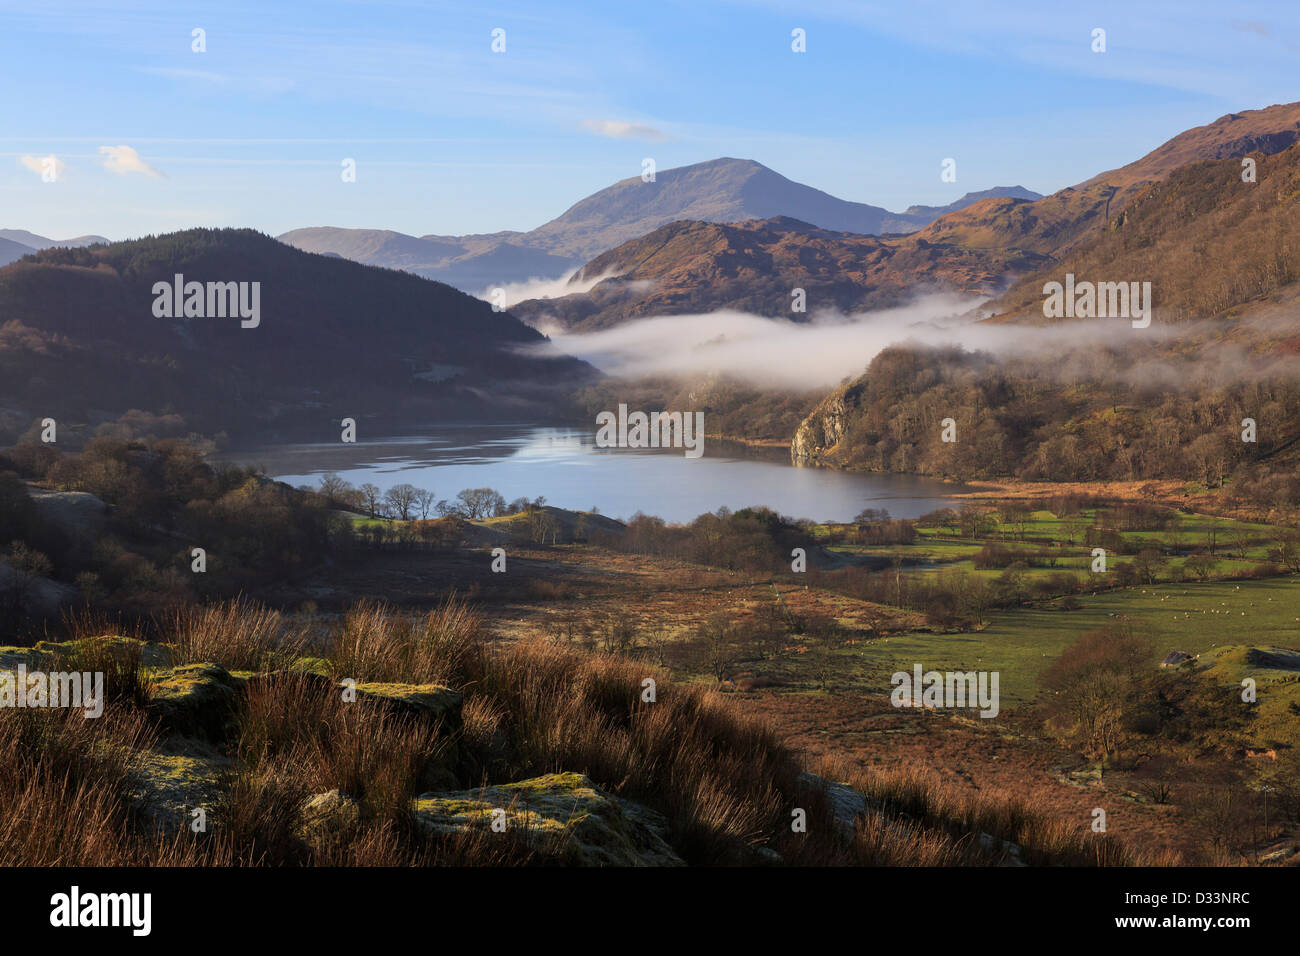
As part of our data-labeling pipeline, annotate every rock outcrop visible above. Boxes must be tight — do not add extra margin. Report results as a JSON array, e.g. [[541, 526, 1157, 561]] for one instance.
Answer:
[[791, 380, 865, 468], [413, 772, 685, 866], [148, 663, 245, 740]]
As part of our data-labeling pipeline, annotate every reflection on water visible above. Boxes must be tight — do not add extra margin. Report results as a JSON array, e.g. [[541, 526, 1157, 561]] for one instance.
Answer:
[[214, 423, 962, 524]]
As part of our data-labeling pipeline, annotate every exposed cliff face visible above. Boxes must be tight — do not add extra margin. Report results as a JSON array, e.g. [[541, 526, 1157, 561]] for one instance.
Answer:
[[791, 380, 865, 468]]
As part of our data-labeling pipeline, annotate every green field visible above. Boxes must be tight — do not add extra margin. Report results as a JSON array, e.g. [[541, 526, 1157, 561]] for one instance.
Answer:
[[818, 508, 1284, 584], [815, 575, 1300, 709]]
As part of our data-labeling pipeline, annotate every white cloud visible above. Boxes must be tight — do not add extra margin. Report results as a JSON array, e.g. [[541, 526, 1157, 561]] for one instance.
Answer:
[[529, 296, 987, 389], [476, 269, 637, 311], [98, 145, 165, 178], [581, 119, 669, 143], [526, 294, 1294, 393], [19, 154, 66, 180]]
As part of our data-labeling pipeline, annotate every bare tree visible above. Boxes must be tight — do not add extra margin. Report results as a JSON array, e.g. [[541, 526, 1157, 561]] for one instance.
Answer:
[[414, 487, 436, 520], [456, 487, 506, 519], [317, 472, 350, 503], [359, 482, 382, 519], [383, 483, 419, 521]]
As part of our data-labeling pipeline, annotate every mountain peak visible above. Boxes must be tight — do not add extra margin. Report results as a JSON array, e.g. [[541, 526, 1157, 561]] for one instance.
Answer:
[[1081, 100, 1300, 189]]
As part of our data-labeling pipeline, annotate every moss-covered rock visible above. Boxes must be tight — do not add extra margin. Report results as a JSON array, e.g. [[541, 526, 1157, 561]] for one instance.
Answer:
[[129, 737, 232, 833], [350, 681, 463, 731], [287, 656, 333, 678], [0, 636, 173, 672], [413, 772, 684, 866], [0, 644, 51, 671], [798, 771, 871, 837], [295, 789, 362, 853], [147, 663, 245, 740]]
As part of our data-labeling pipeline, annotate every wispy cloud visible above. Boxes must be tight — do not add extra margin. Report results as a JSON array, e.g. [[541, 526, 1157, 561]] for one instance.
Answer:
[[137, 66, 229, 84], [1231, 20, 1270, 38], [582, 119, 669, 143], [98, 145, 165, 178], [475, 269, 638, 310], [19, 154, 66, 179]]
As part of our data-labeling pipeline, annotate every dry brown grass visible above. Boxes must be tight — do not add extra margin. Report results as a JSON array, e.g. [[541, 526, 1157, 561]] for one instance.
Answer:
[[836, 760, 1177, 866], [327, 594, 484, 686], [236, 672, 450, 823], [1, 597, 1160, 866], [167, 597, 306, 671], [465, 639, 796, 862], [0, 703, 153, 865]]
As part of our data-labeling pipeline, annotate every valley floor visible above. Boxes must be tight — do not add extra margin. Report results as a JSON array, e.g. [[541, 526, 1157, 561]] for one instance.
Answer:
[[257, 501, 1300, 866]]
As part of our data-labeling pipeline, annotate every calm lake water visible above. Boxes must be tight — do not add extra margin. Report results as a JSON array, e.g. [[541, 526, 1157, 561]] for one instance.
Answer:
[[217, 424, 962, 524]]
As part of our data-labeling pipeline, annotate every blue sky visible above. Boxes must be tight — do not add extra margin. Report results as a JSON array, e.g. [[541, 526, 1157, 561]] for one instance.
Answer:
[[1, 0, 1297, 240]]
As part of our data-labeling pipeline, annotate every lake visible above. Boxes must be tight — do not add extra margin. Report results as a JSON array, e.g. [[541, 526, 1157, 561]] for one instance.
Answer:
[[215, 423, 963, 524]]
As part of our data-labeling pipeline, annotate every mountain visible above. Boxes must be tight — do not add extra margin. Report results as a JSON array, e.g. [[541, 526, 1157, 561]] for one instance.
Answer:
[[484, 104, 1300, 335], [900, 186, 1042, 220], [914, 102, 1300, 258], [787, 107, 1300, 481], [507, 159, 1033, 256], [0, 238, 35, 268], [0, 229, 110, 250], [985, 137, 1300, 325], [1079, 102, 1300, 189], [277, 227, 576, 294], [278, 160, 1039, 292], [0, 229, 593, 445], [510, 216, 1048, 332]]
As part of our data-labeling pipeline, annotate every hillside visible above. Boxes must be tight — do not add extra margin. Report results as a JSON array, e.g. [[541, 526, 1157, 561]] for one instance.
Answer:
[[900, 185, 1042, 219], [782, 104, 1300, 482], [986, 139, 1300, 325], [511, 106, 1300, 332], [1079, 102, 1300, 189], [0, 238, 33, 268], [914, 102, 1300, 260], [786, 140, 1300, 482], [0, 606, 1108, 867], [0, 229, 109, 250], [510, 216, 1047, 331], [278, 227, 576, 294], [910, 185, 1117, 256], [278, 160, 1038, 292], [0, 229, 594, 445]]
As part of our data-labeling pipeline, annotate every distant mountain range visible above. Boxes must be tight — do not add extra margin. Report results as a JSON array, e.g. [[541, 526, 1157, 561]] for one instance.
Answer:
[[0, 230, 110, 266], [510, 216, 1048, 332], [516, 102, 1300, 332], [278, 160, 1040, 292], [0, 229, 592, 445]]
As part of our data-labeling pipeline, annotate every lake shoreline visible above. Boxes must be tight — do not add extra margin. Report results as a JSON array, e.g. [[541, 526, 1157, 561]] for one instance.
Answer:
[[211, 422, 968, 524]]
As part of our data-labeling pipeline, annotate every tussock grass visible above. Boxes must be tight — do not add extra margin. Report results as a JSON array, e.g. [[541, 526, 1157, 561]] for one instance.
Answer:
[[168, 597, 306, 671], [839, 761, 1178, 866], [327, 595, 484, 686], [1, 596, 1158, 866], [0, 703, 153, 865]]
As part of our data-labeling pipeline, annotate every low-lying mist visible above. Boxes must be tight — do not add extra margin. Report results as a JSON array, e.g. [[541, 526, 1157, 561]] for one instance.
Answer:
[[520, 294, 1300, 391], [528, 294, 983, 389], [476, 270, 633, 309]]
